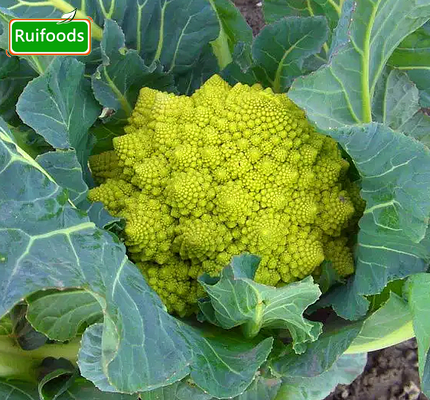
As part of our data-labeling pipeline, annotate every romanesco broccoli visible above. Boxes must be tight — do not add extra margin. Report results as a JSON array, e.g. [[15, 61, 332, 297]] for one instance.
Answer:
[[88, 75, 362, 316]]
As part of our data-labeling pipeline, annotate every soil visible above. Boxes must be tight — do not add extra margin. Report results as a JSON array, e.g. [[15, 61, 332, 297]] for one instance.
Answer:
[[327, 339, 427, 400], [231, 1, 428, 399]]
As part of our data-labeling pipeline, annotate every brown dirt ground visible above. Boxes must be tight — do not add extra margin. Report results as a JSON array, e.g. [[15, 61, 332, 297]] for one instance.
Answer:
[[231, 1, 427, 399]]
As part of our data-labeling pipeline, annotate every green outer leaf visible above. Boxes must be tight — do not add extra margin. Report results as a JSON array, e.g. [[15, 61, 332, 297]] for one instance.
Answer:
[[399, 110, 430, 148], [181, 326, 274, 398], [275, 353, 367, 400], [407, 273, 430, 397], [16, 57, 100, 184], [0, 314, 12, 336], [0, 8, 57, 75], [0, 120, 192, 392], [175, 44, 219, 95], [312, 0, 342, 30], [263, 0, 320, 24], [79, 323, 274, 398], [38, 366, 75, 400], [322, 123, 430, 320], [221, 42, 260, 87], [122, 0, 219, 74], [16, 57, 100, 151], [1, 0, 116, 42], [140, 379, 212, 400], [90, 122, 127, 154], [234, 375, 281, 400], [0, 120, 273, 398], [92, 20, 174, 126], [252, 16, 329, 92], [288, 0, 430, 130], [199, 254, 322, 353], [335, 123, 430, 244], [82, 201, 122, 230], [27, 291, 102, 342], [263, 0, 341, 32], [10, 304, 47, 351], [270, 321, 363, 378], [78, 323, 133, 392], [0, 56, 37, 125], [388, 27, 430, 107], [372, 69, 420, 130], [345, 292, 414, 354], [0, 52, 19, 79], [208, 0, 253, 69], [316, 261, 343, 294], [0, 377, 137, 400], [56, 377, 137, 400], [10, 126, 52, 159], [0, 380, 40, 399], [36, 151, 88, 205]]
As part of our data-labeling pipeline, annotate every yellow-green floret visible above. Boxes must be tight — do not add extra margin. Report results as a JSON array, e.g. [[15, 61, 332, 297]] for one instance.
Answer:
[[89, 75, 362, 316]]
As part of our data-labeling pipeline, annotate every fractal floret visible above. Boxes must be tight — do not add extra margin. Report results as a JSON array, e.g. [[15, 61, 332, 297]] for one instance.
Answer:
[[89, 75, 361, 316]]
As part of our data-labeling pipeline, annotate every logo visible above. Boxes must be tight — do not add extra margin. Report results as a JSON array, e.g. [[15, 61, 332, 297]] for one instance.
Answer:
[[8, 9, 91, 56]]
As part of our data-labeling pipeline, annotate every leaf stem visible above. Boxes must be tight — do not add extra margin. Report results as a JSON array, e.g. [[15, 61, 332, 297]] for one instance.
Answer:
[[344, 321, 414, 354], [208, 0, 233, 69], [361, 3, 378, 123], [154, 2, 167, 61], [0, 336, 81, 382], [242, 301, 264, 339], [48, 0, 103, 40]]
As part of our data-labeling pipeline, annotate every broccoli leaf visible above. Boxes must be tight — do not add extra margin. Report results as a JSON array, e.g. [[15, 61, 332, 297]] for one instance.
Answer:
[[0, 55, 37, 125], [263, 0, 341, 32], [27, 291, 102, 342], [399, 111, 430, 148], [234, 375, 281, 400], [175, 44, 220, 95], [0, 378, 137, 400], [0, 8, 58, 75], [373, 68, 430, 147], [0, 120, 273, 398], [406, 273, 430, 397], [252, 16, 329, 93], [0, 381, 40, 399], [36, 151, 88, 205], [321, 123, 430, 319], [90, 122, 127, 155], [79, 322, 273, 398], [122, 0, 219, 74], [223, 17, 329, 93], [275, 353, 367, 400], [37, 359, 76, 400], [221, 42, 261, 86], [82, 201, 123, 231], [317, 261, 344, 294], [140, 375, 281, 400], [0, 0, 125, 58], [388, 26, 430, 107], [372, 69, 421, 130], [0, 314, 12, 336], [10, 304, 48, 351], [16, 57, 101, 184], [140, 379, 212, 400], [288, 0, 430, 130], [345, 292, 414, 354], [270, 321, 363, 378], [208, 0, 253, 69], [199, 254, 322, 353], [92, 20, 175, 127]]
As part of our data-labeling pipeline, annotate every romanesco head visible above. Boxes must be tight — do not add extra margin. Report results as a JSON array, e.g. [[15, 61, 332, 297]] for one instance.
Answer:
[[89, 75, 362, 316]]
